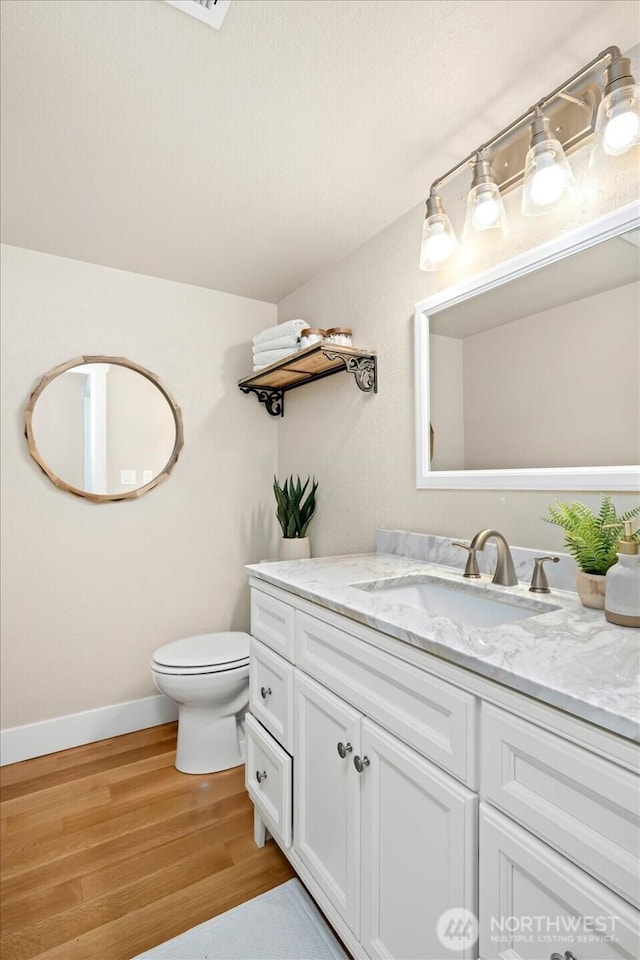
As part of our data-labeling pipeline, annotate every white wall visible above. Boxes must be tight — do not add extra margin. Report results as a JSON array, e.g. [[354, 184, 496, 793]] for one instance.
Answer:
[[0, 245, 277, 730], [277, 133, 640, 557]]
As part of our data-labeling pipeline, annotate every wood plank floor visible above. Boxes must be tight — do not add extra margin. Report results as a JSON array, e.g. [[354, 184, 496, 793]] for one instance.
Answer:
[[0, 723, 295, 960]]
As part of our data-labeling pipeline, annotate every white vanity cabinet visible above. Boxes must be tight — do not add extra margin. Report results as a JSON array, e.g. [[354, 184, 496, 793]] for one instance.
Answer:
[[246, 580, 640, 960], [481, 703, 640, 907], [479, 804, 640, 960], [293, 671, 477, 958], [359, 718, 476, 960], [294, 671, 362, 934]]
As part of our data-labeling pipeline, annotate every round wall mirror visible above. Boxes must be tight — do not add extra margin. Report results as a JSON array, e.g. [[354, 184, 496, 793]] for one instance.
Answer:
[[25, 356, 184, 502]]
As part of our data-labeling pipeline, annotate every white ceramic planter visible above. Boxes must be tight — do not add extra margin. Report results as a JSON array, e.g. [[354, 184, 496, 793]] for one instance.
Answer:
[[278, 537, 311, 561]]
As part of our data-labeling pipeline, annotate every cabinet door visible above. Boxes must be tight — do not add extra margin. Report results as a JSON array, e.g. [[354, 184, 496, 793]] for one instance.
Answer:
[[360, 718, 478, 960], [479, 802, 640, 960], [294, 671, 362, 936]]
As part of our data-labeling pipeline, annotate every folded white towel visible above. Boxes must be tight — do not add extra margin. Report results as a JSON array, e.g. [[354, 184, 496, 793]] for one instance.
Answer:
[[253, 319, 306, 346], [253, 334, 300, 355], [252, 346, 301, 370]]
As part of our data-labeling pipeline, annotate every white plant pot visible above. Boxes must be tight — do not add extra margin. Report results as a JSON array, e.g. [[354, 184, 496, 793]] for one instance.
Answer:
[[278, 537, 311, 561]]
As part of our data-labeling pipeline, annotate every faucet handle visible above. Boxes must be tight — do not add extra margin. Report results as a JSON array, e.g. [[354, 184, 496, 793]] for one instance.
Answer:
[[452, 542, 481, 579], [529, 556, 559, 594]]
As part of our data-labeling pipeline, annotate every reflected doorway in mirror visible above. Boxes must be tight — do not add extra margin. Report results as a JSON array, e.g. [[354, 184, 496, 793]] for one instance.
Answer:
[[25, 355, 184, 503]]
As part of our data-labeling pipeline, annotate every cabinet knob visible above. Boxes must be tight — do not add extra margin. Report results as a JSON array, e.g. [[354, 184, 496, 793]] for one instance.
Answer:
[[353, 755, 370, 773], [255, 770, 267, 784], [550, 952, 577, 960], [337, 741, 353, 759], [260, 686, 272, 699]]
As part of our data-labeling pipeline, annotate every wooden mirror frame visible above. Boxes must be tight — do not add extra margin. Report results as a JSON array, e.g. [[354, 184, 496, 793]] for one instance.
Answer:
[[25, 355, 184, 503]]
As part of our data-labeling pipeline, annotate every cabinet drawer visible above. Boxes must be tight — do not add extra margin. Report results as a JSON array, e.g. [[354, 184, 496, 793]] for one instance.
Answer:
[[481, 703, 640, 906], [245, 713, 292, 848], [479, 802, 640, 960], [250, 588, 295, 662], [296, 610, 477, 786], [250, 638, 294, 752]]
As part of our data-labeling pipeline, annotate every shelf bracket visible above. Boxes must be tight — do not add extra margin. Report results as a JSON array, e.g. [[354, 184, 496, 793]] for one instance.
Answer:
[[322, 350, 377, 393], [239, 385, 284, 417]]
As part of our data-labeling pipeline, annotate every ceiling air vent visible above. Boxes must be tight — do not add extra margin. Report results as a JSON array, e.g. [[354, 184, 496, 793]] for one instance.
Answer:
[[164, 0, 231, 31]]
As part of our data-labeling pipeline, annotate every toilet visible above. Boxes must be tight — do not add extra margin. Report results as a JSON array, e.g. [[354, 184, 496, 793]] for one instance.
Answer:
[[151, 632, 251, 775]]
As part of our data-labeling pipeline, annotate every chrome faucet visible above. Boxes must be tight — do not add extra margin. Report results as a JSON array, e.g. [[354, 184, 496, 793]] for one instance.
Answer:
[[468, 529, 518, 586]]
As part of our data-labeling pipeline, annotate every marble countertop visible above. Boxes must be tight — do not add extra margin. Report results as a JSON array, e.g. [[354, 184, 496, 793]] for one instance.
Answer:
[[246, 551, 640, 742]]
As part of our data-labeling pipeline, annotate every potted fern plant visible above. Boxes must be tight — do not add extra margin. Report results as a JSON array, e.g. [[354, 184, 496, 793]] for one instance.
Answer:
[[545, 497, 640, 609], [273, 475, 318, 561]]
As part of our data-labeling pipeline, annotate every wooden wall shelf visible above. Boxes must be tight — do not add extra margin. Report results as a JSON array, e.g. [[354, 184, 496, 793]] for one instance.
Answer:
[[238, 342, 377, 417]]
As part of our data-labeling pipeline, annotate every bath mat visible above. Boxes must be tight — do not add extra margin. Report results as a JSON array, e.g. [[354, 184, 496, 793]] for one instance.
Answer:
[[131, 878, 348, 960]]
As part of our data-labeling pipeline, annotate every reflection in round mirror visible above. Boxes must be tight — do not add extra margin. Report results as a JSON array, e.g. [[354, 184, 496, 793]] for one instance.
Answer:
[[25, 356, 184, 502]]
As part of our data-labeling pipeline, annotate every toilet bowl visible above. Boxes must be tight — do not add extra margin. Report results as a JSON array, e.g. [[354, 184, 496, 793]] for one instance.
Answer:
[[151, 632, 251, 774]]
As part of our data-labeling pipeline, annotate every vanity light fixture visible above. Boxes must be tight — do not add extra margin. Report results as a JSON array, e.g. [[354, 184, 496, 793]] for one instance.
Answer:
[[463, 154, 509, 237], [521, 109, 579, 216], [591, 53, 640, 160], [419, 45, 639, 271], [419, 192, 458, 271]]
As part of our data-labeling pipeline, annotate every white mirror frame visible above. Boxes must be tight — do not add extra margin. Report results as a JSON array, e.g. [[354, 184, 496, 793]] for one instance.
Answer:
[[414, 200, 640, 491]]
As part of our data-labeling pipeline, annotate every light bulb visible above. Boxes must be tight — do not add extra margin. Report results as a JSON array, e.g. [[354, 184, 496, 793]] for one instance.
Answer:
[[529, 153, 567, 206], [425, 223, 455, 263], [590, 55, 640, 164], [463, 159, 509, 240], [603, 101, 640, 155], [419, 196, 458, 271], [522, 114, 578, 217], [472, 193, 500, 229]]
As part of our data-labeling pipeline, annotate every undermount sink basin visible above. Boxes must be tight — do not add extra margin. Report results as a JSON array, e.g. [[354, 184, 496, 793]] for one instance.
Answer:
[[354, 575, 559, 628]]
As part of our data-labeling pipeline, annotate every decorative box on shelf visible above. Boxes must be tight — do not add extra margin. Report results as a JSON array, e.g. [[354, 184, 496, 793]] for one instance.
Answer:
[[238, 341, 377, 417]]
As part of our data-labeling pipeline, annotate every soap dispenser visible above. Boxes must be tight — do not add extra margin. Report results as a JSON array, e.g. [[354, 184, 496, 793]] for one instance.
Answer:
[[603, 521, 640, 628]]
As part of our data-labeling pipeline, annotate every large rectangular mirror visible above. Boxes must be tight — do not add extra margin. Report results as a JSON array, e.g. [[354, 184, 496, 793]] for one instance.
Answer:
[[414, 202, 640, 490]]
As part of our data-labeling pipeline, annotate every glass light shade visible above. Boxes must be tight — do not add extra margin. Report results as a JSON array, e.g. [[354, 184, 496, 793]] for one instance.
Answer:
[[463, 181, 509, 238], [419, 212, 458, 271], [521, 137, 578, 216], [592, 84, 640, 158]]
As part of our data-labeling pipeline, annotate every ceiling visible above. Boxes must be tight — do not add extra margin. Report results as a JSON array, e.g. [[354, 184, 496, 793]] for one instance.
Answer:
[[1, 0, 638, 303]]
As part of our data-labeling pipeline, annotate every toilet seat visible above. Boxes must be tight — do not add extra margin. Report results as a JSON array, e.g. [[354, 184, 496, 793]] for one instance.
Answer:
[[151, 631, 251, 676]]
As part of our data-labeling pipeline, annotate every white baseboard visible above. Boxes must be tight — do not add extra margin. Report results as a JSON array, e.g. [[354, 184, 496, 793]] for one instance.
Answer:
[[0, 694, 178, 766]]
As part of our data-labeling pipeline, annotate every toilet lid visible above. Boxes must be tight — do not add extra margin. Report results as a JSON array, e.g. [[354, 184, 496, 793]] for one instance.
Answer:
[[152, 632, 251, 670]]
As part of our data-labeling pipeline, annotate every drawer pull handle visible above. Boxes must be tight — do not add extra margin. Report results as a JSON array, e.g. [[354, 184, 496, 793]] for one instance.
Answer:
[[255, 770, 268, 784], [353, 755, 370, 773], [337, 741, 353, 759], [260, 686, 272, 699], [550, 953, 577, 960]]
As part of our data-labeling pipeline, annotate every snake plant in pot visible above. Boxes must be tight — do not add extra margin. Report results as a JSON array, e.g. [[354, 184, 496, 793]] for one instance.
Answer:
[[274, 475, 318, 561], [544, 497, 640, 609]]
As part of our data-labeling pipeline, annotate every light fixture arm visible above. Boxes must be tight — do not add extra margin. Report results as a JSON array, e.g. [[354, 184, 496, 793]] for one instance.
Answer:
[[426, 45, 622, 198]]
